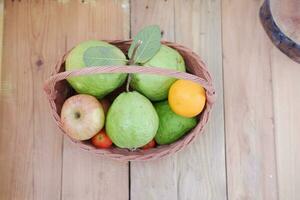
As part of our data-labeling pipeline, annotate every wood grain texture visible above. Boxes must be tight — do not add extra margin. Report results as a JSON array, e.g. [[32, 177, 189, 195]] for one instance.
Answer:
[[130, 0, 175, 40], [271, 46, 300, 200], [222, 0, 278, 199], [0, 1, 64, 199], [59, 1, 129, 200], [130, 0, 226, 199], [0, 0, 3, 85]]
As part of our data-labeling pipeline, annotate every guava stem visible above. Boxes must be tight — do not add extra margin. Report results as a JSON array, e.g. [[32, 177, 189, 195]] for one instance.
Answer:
[[130, 147, 137, 151], [128, 40, 143, 65], [126, 74, 132, 92], [126, 40, 142, 92]]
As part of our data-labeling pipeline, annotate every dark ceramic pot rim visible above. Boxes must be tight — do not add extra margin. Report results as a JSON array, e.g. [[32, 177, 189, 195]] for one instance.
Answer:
[[259, 0, 300, 63]]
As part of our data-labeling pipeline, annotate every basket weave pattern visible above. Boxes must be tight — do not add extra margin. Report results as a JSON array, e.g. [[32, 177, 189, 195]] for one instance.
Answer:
[[44, 40, 216, 161]]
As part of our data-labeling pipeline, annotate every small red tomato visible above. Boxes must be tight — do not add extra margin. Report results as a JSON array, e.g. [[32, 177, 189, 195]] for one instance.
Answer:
[[142, 139, 156, 150], [92, 130, 113, 148]]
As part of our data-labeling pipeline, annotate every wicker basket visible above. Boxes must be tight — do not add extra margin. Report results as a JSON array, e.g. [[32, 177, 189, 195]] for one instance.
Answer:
[[43, 40, 216, 161]]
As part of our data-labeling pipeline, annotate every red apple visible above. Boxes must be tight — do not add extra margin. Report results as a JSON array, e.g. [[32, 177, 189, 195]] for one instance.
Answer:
[[61, 94, 105, 140]]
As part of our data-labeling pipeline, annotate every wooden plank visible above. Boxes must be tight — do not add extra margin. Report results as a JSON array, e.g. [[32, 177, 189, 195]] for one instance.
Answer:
[[130, 1, 178, 199], [59, 1, 130, 200], [222, 0, 279, 199], [130, 0, 175, 40], [174, 0, 227, 199], [271, 47, 300, 200], [130, 0, 226, 199], [0, 1, 64, 199], [0, 0, 3, 84]]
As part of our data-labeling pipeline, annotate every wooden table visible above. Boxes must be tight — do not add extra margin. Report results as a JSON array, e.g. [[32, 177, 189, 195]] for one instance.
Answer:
[[0, 0, 299, 200]]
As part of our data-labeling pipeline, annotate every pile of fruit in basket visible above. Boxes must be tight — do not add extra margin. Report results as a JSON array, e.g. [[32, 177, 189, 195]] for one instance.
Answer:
[[60, 25, 206, 150]]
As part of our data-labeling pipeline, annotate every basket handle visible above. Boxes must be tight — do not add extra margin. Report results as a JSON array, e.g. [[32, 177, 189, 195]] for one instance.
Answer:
[[43, 65, 216, 104]]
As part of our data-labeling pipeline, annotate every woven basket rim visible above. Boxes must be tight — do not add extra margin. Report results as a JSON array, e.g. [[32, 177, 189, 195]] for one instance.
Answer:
[[44, 40, 216, 161]]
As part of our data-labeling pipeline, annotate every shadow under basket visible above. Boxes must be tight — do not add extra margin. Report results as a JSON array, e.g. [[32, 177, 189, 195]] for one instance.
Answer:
[[43, 40, 216, 161]]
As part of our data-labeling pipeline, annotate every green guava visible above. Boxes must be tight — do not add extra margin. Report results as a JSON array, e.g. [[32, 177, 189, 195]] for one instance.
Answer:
[[106, 91, 159, 148], [154, 101, 197, 145], [66, 40, 127, 98], [130, 45, 186, 101]]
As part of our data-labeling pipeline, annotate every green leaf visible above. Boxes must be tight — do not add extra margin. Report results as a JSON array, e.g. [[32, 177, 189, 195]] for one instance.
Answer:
[[128, 25, 161, 64], [83, 46, 127, 66]]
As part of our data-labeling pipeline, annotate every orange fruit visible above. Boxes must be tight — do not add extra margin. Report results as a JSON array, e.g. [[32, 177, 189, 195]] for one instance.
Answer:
[[168, 80, 206, 118]]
